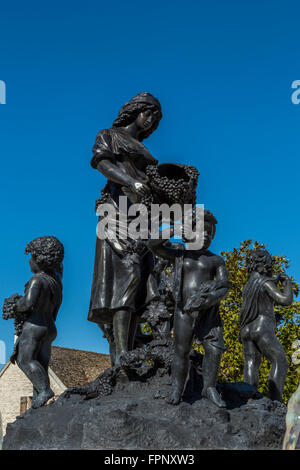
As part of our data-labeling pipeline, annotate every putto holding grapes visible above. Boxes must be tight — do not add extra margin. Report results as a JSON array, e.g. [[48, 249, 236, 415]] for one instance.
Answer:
[[3, 236, 64, 408]]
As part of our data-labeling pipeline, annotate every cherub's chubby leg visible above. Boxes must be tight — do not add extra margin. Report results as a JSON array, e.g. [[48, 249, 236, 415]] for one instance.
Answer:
[[34, 338, 55, 408], [256, 318, 288, 402], [16, 323, 53, 408], [241, 331, 262, 389], [34, 324, 58, 407], [38, 323, 56, 373], [202, 342, 226, 408], [167, 309, 194, 405]]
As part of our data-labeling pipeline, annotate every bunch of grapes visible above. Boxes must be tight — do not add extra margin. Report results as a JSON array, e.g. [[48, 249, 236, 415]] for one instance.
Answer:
[[97, 374, 114, 396], [2, 294, 21, 320], [185, 165, 200, 183], [185, 165, 199, 206], [140, 191, 155, 210], [3, 294, 27, 336]]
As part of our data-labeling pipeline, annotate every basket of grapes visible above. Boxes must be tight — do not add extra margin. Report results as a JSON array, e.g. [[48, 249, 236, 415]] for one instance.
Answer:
[[144, 163, 199, 208]]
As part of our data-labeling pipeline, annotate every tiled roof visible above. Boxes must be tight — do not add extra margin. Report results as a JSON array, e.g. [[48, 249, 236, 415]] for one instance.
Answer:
[[50, 346, 111, 388]]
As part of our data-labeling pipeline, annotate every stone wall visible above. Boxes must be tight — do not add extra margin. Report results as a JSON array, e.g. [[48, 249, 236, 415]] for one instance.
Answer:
[[0, 362, 65, 434]]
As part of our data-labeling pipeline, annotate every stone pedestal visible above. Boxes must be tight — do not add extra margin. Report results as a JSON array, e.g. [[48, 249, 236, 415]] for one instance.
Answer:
[[3, 375, 287, 450]]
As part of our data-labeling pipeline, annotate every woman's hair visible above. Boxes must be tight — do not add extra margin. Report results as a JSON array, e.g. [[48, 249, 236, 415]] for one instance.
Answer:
[[112, 92, 162, 141], [25, 236, 64, 271], [246, 249, 273, 274]]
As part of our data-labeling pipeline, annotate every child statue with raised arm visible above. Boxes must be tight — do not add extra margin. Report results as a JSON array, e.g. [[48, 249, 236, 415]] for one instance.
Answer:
[[147, 209, 231, 407], [240, 249, 294, 402]]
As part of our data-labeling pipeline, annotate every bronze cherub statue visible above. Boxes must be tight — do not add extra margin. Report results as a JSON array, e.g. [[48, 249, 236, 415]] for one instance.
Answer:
[[148, 209, 231, 407], [3, 236, 64, 408], [240, 249, 294, 402]]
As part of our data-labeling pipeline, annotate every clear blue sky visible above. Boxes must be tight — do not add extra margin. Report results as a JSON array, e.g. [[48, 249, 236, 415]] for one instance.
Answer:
[[0, 1, 299, 361]]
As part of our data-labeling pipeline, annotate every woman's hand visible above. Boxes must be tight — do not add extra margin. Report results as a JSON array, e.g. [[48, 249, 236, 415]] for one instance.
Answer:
[[121, 180, 151, 204], [128, 180, 151, 197]]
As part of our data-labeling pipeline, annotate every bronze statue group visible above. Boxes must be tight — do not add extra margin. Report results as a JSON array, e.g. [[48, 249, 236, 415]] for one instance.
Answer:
[[2, 93, 294, 410]]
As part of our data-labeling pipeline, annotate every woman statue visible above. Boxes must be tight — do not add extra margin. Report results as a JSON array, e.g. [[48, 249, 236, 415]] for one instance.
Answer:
[[88, 92, 162, 366]]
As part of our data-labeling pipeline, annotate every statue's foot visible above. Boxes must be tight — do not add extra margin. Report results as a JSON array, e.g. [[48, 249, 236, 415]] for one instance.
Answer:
[[166, 388, 181, 405], [202, 387, 226, 408], [32, 389, 54, 409]]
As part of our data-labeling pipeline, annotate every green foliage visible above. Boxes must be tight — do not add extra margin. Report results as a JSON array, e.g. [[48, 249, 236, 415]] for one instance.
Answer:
[[141, 322, 152, 335], [218, 239, 300, 403]]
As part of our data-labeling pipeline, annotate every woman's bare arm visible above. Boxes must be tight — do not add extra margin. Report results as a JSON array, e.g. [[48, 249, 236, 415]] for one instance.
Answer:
[[97, 159, 136, 187], [97, 159, 149, 197]]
